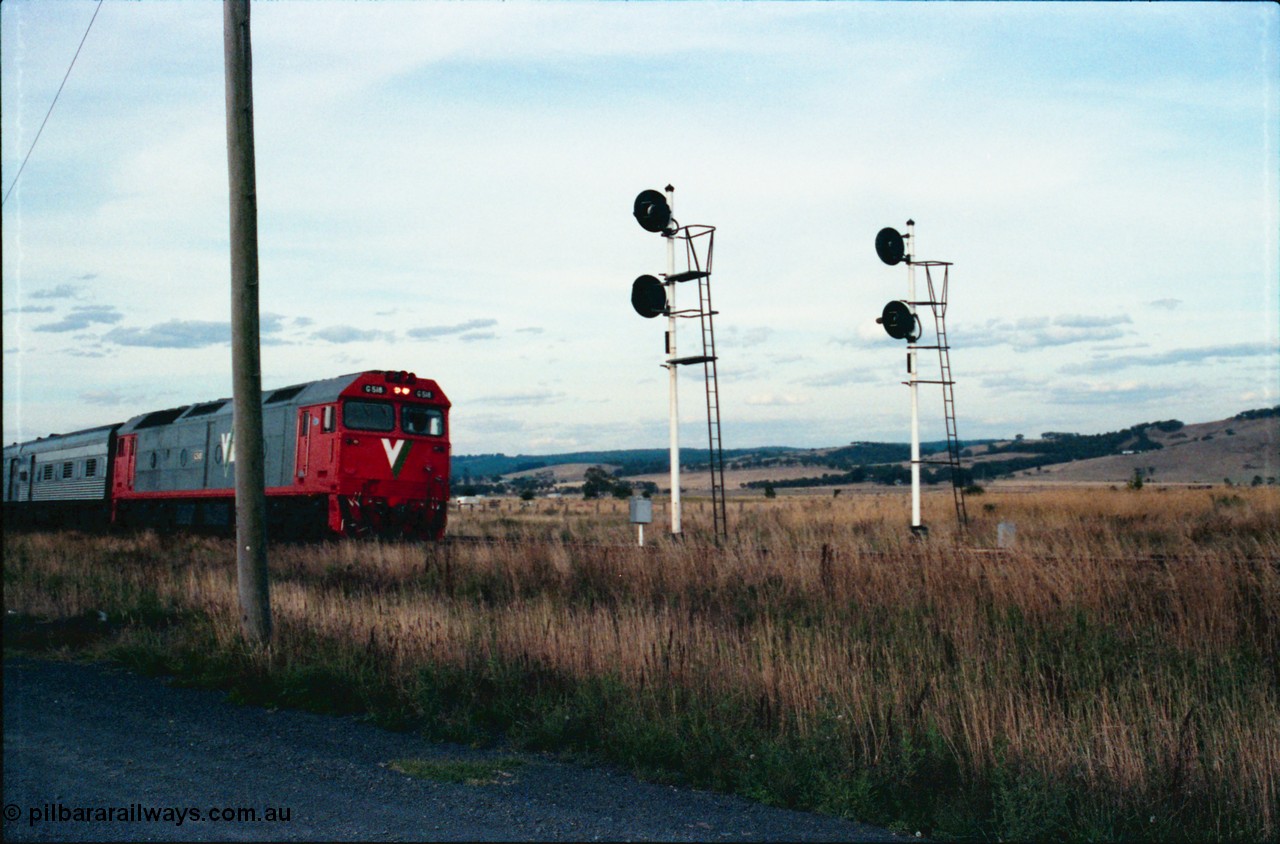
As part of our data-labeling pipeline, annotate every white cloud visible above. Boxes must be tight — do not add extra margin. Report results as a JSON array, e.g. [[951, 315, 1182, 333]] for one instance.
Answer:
[[33, 305, 122, 332], [103, 320, 229, 349], [744, 393, 807, 407], [1062, 342, 1277, 375]]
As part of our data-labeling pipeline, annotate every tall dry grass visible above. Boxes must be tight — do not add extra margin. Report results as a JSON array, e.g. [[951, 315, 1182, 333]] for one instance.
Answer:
[[4, 484, 1277, 840]]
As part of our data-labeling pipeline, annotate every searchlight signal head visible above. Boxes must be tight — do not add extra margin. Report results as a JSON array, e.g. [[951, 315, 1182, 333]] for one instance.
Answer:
[[631, 274, 667, 318], [633, 189, 672, 234], [877, 300, 920, 341], [875, 227, 907, 266]]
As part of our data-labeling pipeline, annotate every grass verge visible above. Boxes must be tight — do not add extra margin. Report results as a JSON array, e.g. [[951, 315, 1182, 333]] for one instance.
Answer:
[[4, 487, 1277, 842]]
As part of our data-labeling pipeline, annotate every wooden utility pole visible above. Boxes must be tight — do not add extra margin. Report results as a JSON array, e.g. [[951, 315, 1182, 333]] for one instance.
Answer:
[[223, 0, 271, 644]]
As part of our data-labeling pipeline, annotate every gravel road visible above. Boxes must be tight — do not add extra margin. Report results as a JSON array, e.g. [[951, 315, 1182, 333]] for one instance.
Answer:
[[3, 657, 902, 842]]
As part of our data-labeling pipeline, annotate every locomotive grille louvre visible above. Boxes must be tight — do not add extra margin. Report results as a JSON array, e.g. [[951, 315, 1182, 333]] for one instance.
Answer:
[[185, 400, 228, 417], [265, 385, 306, 404], [134, 407, 190, 429]]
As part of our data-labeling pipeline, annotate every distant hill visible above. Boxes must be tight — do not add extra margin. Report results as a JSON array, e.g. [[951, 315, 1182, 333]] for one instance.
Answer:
[[451, 407, 1278, 494], [453, 447, 802, 484], [1012, 409, 1278, 486]]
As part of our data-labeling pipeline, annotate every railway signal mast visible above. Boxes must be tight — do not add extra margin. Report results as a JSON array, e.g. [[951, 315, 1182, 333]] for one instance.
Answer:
[[874, 220, 968, 536], [631, 186, 727, 539]]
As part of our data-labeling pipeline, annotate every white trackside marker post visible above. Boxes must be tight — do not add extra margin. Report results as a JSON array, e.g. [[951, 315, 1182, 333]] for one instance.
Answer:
[[666, 185, 681, 536], [907, 220, 921, 534]]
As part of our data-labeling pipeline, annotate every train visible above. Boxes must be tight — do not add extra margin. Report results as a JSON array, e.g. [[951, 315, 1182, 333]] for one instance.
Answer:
[[2, 370, 451, 540]]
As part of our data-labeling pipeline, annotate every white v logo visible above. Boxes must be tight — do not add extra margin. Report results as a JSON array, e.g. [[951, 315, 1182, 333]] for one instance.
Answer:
[[381, 438, 405, 469]]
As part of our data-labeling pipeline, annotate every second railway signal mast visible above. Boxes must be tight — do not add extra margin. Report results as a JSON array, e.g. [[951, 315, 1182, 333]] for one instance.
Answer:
[[875, 221, 927, 536], [874, 220, 968, 535]]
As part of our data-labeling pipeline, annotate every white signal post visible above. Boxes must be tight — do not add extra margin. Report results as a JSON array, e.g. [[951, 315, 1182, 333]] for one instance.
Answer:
[[906, 220, 922, 534], [665, 185, 682, 535]]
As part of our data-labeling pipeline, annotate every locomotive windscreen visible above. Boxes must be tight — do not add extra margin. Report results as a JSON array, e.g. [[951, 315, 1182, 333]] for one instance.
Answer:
[[343, 400, 394, 432], [402, 404, 445, 437]]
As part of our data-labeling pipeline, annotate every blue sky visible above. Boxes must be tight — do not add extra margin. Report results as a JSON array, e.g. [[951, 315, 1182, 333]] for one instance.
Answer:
[[3, 1, 1277, 455]]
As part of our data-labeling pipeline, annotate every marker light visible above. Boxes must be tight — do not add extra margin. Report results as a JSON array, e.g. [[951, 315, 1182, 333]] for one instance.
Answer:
[[877, 299, 920, 341], [633, 189, 672, 233], [631, 274, 667, 318], [875, 227, 906, 266]]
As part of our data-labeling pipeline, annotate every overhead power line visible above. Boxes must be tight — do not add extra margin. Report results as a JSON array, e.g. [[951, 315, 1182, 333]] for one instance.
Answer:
[[2, 0, 105, 209]]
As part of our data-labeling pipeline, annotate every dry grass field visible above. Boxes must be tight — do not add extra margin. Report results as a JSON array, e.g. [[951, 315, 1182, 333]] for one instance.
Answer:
[[5, 484, 1278, 841]]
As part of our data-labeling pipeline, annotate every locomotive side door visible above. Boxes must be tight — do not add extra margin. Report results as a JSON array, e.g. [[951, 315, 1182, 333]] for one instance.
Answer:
[[296, 404, 338, 489], [5, 457, 18, 501], [295, 408, 310, 483], [113, 436, 137, 495]]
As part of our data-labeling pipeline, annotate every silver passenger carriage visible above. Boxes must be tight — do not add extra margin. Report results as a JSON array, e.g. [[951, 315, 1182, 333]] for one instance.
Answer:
[[3, 424, 119, 528]]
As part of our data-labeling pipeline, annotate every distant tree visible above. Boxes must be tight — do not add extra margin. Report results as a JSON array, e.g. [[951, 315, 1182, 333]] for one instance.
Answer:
[[582, 466, 613, 499], [764, 483, 777, 499], [520, 488, 535, 501], [1127, 468, 1144, 490]]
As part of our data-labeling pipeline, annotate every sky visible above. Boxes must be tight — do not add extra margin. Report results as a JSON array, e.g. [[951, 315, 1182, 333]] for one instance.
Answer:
[[3, 1, 1277, 456]]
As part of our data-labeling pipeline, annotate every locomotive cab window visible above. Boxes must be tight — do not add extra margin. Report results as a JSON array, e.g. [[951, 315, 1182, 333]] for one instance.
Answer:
[[343, 400, 394, 432], [402, 404, 445, 437]]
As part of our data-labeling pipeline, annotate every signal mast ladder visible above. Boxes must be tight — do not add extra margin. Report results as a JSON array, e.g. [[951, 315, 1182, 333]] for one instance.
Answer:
[[908, 261, 969, 529], [664, 224, 728, 540]]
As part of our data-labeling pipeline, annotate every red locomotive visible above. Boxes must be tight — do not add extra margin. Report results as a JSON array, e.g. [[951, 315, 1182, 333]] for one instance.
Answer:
[[3, 370, 451, 539]]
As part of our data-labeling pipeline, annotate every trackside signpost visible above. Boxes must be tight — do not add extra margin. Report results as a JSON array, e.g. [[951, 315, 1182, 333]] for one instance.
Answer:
[[630, 495, 653, 547]]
